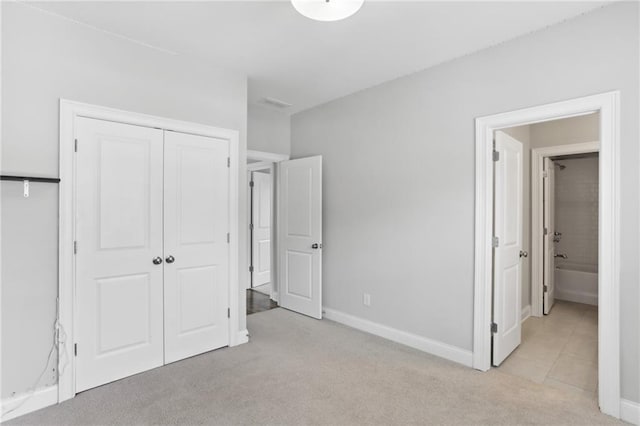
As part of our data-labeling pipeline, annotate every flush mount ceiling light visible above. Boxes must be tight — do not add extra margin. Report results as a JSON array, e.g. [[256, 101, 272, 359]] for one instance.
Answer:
[[291, 0, 365, 22]]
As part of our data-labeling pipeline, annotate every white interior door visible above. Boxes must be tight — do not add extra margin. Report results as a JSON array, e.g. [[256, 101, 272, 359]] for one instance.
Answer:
[[163, 131, 230, 364], [492, 131, 523, 366], [251, 171, 272, 287], [543, 158, 556, 314], [75, 117, 164, 392], [278, 156, 322, 319]]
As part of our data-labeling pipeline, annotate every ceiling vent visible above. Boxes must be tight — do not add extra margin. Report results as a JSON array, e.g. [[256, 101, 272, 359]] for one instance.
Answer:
[[260, 97, 293, 109]]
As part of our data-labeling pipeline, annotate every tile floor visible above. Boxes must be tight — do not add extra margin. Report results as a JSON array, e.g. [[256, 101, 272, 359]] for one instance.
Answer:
[[497, 300, 598, 397]]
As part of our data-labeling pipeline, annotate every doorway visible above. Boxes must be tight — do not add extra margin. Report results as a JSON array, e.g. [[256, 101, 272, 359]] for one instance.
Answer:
[[244, 151, 324, 320], [473, 92, 621, 418], [493, 118, 600, 395], [246, 151, 287, 315]]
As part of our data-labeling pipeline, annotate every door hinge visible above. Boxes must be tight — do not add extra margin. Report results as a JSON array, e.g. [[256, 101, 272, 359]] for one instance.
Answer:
[[74, 241, 78, 254], [491, 323, 498, 333], [493, 150, 500, 161], [544, 227, 548, 235], [543, 171, 548, 178], [249, 180, 254, 188], [226, 232, 230, 243], [249, 223, 254, 231], [543, 285, 549, 292], [74, 139, 78, 153], [249, 266, 254, 273], [492, 236, 499, 248], [227, 308, 230, 318], [227, 157, 231, 168], [74, 343, 78, 356]]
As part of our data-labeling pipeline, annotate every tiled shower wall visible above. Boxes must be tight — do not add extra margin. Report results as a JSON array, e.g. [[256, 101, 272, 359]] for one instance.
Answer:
[[554, 156, 599, 270]]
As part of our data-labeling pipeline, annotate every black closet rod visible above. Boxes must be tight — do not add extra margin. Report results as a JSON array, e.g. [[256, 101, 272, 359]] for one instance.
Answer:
[[0, 175, 61, 183]]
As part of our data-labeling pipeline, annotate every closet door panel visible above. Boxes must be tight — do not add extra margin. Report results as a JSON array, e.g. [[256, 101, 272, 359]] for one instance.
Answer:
[[75, 118, 164, 392], [163, 131, 230, 363]]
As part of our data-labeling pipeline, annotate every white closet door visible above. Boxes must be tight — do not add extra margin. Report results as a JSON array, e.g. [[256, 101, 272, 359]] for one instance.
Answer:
[[163, 131, 230, 364], [251, 171, 272, 287], [75, 118, 164, 392]]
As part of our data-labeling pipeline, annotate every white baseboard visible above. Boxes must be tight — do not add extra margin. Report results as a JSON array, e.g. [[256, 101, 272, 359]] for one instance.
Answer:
[[521, 305, 531, 323], [233, 329, 250, 346], [556, 289, 598, 306], [323, 307, 472, 367], [621, 399, 640, 425], [271, 291, 279, 303], [1, 385, 58, 422]]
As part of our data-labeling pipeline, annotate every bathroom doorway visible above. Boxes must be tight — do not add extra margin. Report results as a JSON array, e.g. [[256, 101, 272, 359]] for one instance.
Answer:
[[493, 114, 601, 397], [473, 91, 621, 417]]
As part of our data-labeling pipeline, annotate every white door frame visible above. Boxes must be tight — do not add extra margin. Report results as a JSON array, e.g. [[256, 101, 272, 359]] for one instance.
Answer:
[[58, 99, 241, 403], [531, 141, 600, 317], [246, 150, 289, 301], [247, 166, 272, 291], [473, 91, 620, 418]]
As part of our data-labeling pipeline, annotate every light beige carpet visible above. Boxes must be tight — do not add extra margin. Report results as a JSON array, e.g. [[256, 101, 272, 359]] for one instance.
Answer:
[[9, 308, 621, 425]]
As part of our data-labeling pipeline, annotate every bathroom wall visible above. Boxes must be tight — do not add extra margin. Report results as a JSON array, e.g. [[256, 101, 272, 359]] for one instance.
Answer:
[[553, 155, 599, 305], [554, 156, 599, 270]]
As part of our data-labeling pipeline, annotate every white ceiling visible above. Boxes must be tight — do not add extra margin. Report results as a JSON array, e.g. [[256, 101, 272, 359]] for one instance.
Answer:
[[31, 1, 612, 114]]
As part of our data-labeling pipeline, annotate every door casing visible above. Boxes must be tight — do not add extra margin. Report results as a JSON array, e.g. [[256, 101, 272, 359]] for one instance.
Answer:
[[59, 100, 242, 403], [473, 91, 621, 418]]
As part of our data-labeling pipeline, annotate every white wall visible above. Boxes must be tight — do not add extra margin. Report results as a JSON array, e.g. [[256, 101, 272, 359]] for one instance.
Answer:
[[530, 113, 600, 149], [248, 104, 291, 155], [1, 2, 248, 398], [291, 2, 639, 403]]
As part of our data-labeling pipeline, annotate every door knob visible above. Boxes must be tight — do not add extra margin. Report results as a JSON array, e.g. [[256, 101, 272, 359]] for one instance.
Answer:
[[152, 257, 163, 265], [519, 250, 528, 258], [165, 255, 175, 264], [311, 243, 323, 249]]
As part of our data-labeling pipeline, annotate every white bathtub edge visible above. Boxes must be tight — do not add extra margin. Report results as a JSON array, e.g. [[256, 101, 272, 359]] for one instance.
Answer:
[[555, 288, 598, 306]]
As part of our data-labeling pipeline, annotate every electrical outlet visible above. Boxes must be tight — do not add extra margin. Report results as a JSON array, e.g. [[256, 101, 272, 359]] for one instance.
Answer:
[[363, 293, 371, 307]]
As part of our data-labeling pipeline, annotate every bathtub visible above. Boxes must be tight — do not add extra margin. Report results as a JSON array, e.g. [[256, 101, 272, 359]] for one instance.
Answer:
[[554, 262, 598, 306]]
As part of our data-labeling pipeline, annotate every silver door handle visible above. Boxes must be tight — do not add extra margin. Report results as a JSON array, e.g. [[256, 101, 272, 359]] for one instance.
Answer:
[[519, 250, 528, 258], [152, 257, 163, 265], [165, 255, 175, 264]]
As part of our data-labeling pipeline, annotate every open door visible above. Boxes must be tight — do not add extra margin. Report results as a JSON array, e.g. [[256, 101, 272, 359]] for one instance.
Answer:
[[278, 156, 322, 319], [251, 171, 272, 287], [543, 158, 556, 314], [492, 131, 523, 366]]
